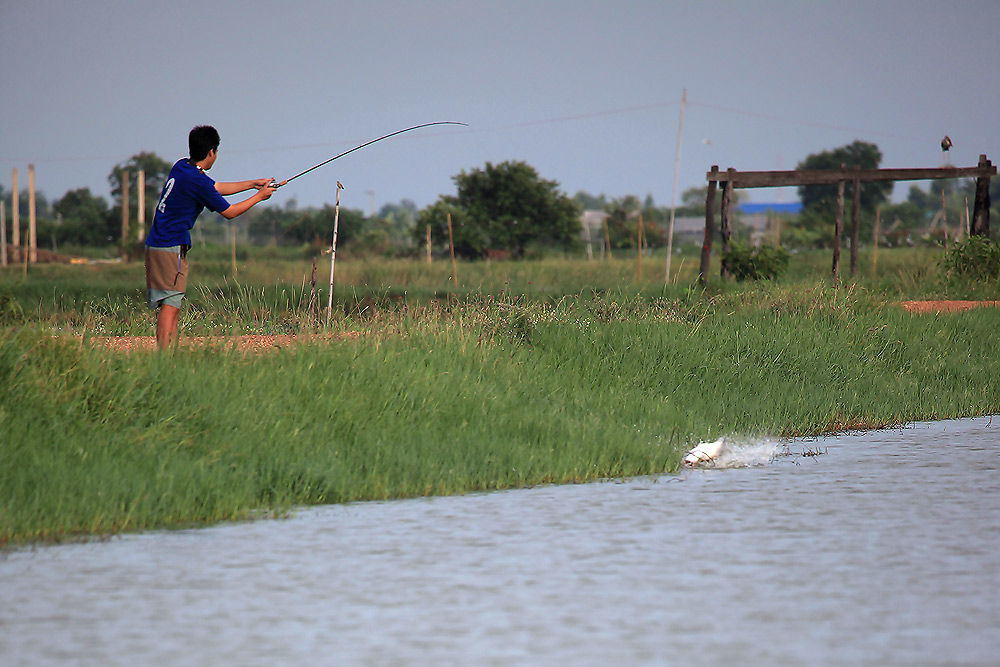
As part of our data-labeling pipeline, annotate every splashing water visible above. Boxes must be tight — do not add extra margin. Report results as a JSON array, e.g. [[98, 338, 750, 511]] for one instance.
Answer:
[[683, 436, 785, 468]]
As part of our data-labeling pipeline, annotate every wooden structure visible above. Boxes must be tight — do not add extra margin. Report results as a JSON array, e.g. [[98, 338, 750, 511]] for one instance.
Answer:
[[700, 154, 995, 282]]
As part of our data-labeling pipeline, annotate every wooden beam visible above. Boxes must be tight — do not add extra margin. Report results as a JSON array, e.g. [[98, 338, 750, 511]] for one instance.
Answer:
[[720, 170, 734, 280], [707, 163, 995, 188]]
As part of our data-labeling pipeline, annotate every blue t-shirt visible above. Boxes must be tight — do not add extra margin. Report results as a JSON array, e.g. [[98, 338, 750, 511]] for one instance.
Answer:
[[145, 159, 232, 247]]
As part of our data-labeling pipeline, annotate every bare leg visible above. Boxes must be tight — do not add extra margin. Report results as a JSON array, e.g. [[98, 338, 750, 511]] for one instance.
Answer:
[[156, 304, 180, 350]]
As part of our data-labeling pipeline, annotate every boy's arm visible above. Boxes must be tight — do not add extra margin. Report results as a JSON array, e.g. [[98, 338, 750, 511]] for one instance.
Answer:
[[219, 183, 277, 220], [216, 178, 273, 196]]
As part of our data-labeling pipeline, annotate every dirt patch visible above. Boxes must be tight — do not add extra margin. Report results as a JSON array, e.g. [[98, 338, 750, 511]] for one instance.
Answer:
[[900, 300, 1000, 314], [81, 332, 360, 354]]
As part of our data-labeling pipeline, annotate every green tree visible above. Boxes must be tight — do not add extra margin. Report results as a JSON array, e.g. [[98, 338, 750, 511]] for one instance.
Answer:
[[420, 161, 581, 259], [108, 151, 172, 223], [797, 140, 891, 215], [52, 188, 113, 246]]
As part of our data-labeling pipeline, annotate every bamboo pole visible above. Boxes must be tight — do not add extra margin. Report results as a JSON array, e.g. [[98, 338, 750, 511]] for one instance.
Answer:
[[872, 207, 880, 277], [447, 212, 457, 286], [964, 196, 970, 240], [120, 170, 130, 254], [11, 168, 18, 259], [1, 201, 6, 266], [426, 224, 432, 263], [941, 188, 948, 250], [137, 169, 145, 242], [637, 210, 644, 281], [28, 165, 37, 263], [326, 181, 344, 326]]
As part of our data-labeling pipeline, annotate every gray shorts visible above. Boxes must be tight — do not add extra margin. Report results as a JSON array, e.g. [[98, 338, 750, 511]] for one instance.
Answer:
[[146, 288, 184, 309]]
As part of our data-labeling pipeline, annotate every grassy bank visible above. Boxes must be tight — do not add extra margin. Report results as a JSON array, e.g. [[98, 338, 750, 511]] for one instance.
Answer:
[[3, 268, 1000, 546]]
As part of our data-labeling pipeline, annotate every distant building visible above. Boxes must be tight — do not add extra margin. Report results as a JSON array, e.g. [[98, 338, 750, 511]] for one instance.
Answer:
[[737, 202, 802, 245]]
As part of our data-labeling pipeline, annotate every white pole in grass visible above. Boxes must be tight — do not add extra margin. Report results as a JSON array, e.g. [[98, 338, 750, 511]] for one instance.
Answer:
[[665, 88, 686, 283], [326, 180, 344, 326], [137, 169, 145, 242]]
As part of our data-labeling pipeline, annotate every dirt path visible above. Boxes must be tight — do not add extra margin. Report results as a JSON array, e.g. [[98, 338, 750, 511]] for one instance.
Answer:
[[83, 332, 359, 354], [899, 300, 1000, 314]]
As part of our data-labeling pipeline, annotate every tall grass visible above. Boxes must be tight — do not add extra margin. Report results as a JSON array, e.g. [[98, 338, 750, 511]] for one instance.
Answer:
[[3, 274, 1000, 546]]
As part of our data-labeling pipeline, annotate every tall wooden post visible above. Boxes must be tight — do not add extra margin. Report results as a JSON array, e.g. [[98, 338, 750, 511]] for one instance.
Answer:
[[971, 154, 992, 237], [850, 171, 861, 276], [137, 169, 146, 242], [832, 170, 845, 281], [10, 168, 18, 260], [603, 218, 612, 260], [941, 188, 948, 250], [699, 167, 718, 284], [719, 169, 734, 280], [28, 165, 36, 263], [426, 224, 432, 263], [121, 170, 130, 250]]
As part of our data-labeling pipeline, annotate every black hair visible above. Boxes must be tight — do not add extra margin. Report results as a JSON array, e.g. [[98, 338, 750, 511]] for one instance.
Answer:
[[188, 125, 220, 162]]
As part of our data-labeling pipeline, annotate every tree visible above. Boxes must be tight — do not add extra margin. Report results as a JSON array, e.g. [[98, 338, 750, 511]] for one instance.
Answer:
[[108, 151, 172, 223], [419, 161, 581, 259], [797, 140, 891, 215], [52, 188, 113, 246]]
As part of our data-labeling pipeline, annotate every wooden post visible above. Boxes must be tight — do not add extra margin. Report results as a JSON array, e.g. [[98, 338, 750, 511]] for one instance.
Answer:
[[326, 181, 344, 325], [1, 200, 6, 267], [872, 207, 880, 277], [964, 196, 970, 240], [971, 154, 992, 237], [425, 224, 432, 263], [447, 212, 457, 286], [28, 165, 36, 264], [832, 165, 845, 281], [603, 218, 612, 260], [850, 172, 860, 276], [137, 169, 145, 242], [719, 169, 734, 280], [121, 170, 130, 252], [699, 167, 718, 284], [10, 168, 18, 260]]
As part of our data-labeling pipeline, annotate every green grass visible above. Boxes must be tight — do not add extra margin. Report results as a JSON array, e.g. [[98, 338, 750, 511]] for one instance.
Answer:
[[2, 247, 1000, 546]]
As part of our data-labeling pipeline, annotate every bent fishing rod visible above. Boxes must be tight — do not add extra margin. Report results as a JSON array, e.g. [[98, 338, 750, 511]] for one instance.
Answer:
[[268, 121, 468, 188]]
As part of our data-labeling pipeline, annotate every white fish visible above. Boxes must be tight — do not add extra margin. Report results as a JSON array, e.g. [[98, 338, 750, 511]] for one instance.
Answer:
[[683, 438, 731, 466]]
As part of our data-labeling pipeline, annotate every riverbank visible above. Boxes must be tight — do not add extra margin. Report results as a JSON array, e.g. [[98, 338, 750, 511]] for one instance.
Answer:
[[3, 282, 1000, 547]]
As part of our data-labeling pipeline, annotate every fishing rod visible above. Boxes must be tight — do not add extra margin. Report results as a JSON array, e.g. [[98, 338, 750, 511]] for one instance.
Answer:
[[269, 121, 468, 188]]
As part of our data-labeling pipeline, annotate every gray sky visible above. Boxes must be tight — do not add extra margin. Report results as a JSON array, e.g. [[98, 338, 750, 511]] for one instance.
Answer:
[[2, 0, 998, 213]]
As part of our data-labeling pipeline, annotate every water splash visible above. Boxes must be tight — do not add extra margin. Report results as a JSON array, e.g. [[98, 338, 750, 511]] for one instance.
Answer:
[[683, 436, 785, 468]]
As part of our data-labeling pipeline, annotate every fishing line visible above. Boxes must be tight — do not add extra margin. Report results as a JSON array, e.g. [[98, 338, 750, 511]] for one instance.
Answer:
[[271, 121, 468, 188]]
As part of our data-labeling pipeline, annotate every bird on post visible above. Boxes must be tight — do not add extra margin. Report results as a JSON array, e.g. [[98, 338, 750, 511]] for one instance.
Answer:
[[941, 135, 953, 165]]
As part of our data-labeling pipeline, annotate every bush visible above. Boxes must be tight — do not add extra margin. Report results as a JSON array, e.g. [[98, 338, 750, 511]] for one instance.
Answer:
[[940, 236, 1000, 282], [722, 241, 790, 281]]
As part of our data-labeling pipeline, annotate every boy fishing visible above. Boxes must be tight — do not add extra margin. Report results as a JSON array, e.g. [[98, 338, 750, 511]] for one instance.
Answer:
[[145, 125, 280, 349]]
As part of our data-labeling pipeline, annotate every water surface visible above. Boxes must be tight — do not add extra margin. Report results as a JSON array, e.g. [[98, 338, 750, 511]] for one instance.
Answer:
[[2, 417, 998, 665]]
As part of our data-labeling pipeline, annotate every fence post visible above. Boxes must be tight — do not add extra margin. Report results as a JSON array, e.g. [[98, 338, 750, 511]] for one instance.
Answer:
[[28, 165, 36, 264], [1, 200, 6, 267], [850, 169, 861, 276], [832, 164, 845, 281], [719, 168, 734, 280], [121, 170, 130, 256], [11, 168, 18, 260], [137, 169, 145, 242], [971, 154, 991, 238], [699, 167, 718, 284]]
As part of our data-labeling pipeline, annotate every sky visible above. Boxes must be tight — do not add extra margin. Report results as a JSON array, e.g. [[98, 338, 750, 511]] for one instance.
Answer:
[[1, 0, 998, 215]]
